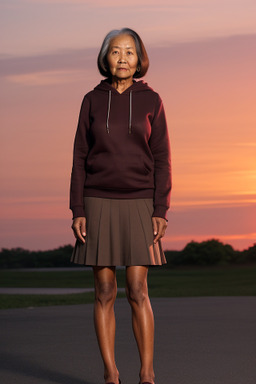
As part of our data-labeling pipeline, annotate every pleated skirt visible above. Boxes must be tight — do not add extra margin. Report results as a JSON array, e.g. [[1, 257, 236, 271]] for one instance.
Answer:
[[71, 196, 166, 266]]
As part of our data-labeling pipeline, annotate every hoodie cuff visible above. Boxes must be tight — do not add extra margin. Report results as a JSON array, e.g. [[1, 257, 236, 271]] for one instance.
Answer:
[[152, 205, 169, 221], [71, 206, 85, 219]]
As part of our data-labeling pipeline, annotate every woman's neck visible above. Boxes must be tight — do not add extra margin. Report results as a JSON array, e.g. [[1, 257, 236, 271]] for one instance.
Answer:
[[111, 77, 134, 94]]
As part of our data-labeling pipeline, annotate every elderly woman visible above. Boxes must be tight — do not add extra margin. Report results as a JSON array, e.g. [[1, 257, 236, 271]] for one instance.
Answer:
[[70, 28, 171, 384]]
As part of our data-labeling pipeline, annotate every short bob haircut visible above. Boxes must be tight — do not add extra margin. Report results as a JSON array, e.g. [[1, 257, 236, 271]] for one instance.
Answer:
[[97, 28, 149, 79]]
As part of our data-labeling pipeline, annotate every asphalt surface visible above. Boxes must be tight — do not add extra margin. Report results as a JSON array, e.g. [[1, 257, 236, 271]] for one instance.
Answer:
[[0, 297, 256, 384], [0, 288, 125, 295]]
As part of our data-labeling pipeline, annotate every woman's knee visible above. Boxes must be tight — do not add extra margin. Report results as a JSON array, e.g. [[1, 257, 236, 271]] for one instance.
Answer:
[[126, 280, 148, 306], [95, 281, 117, 306]]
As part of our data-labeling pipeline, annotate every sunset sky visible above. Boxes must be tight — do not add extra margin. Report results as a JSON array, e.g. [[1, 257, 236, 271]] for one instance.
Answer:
[[1, 0, 256, 251]]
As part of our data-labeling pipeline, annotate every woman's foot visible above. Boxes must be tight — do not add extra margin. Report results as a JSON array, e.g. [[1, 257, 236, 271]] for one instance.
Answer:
[[139, 372, 155, 384], [139, 376, 155, 384], [139, 382, 154, 384], [104, 365, 120, 384], [139, 381, 154, 384]]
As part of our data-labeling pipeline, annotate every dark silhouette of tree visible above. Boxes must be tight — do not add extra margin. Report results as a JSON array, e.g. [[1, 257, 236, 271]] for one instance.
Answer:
[[181, 239, 235, 266], [243, 243, 256, 263], [0, 241, 255, 269], [0, 245, 75, 269]]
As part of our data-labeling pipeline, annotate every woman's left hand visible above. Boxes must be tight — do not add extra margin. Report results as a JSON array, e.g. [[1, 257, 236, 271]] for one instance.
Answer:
[[152, 216, 167, 243]]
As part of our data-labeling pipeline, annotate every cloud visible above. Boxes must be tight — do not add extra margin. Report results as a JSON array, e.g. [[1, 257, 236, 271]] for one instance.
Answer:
[[20, 0, 208, 6], [2, 0, 256, 57], [173, 195, 256, 210], [6, 69, 88, 86], [234, 142, 256, 147], [1, 33, 256, 80], [163, 232, 256, 244], [0, 47, 97, 77]]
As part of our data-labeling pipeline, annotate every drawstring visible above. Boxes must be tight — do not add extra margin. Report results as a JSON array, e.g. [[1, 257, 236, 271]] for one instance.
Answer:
[[106, 90, 111, 134], [129, 91, 132, 134], [106, 90, 133, 134]]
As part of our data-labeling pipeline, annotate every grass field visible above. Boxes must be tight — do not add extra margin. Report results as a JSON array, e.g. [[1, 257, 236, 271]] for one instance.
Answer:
[[0, 265, 255, 309]]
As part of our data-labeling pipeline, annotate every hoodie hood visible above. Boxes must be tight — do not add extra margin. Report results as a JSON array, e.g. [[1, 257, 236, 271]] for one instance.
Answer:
[[94, 78, 154, 93], [94, 79, 154, 134]]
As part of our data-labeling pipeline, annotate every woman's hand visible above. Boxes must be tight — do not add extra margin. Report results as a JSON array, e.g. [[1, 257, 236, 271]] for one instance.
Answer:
[[71, 217, 86, 244], [152, 216, 167, 244]]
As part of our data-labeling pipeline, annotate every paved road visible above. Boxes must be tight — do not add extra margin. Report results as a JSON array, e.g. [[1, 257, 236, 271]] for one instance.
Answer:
[[0, 297, 256, 384], [0, 288, 125, 295]]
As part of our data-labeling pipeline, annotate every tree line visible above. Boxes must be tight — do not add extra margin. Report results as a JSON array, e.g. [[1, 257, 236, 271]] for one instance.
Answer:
[[0, 240, 255, 269]]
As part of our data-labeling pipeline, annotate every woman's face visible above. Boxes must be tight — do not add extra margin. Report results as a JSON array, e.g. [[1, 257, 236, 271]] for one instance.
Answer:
[[107, 34, 138, 81]]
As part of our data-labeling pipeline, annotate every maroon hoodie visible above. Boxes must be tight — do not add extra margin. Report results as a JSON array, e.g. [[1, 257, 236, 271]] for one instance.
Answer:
[[70, 79, 172, 219]]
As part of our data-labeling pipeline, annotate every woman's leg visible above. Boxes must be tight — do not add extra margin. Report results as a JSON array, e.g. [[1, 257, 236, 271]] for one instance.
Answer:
[[126, 266, 155, 384], [93, 266, 119, 384]]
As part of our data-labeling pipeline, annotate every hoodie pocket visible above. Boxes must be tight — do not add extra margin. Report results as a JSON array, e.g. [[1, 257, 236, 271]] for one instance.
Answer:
[[86, 153, 153, 189]]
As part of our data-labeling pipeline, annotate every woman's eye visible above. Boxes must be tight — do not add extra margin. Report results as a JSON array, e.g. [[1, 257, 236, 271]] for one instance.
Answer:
[[127, 51, 133, 55]]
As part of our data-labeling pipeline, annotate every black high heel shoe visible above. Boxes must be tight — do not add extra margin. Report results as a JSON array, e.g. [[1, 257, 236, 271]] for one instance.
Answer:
[[106, 379, 121, 384], [139, 382, 153, 384]]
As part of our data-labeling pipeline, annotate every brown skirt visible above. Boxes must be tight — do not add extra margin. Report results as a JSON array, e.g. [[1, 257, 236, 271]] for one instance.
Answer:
[[71, 197, 166, 266]]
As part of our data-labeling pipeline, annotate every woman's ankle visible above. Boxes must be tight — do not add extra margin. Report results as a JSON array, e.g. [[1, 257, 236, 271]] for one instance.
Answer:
[[139, 369, 155, 384], [104, 368, 119, 383]]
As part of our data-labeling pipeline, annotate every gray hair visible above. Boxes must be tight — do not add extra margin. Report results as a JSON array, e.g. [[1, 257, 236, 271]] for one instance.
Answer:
[[97, 28, 149, 78]]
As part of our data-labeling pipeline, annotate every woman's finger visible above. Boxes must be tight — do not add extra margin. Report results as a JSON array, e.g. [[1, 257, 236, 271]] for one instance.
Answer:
[[153, 217, 167, 243], [71, 217, 86, 243], [81, 218, 86, 238], [152, 217, 158, 237]]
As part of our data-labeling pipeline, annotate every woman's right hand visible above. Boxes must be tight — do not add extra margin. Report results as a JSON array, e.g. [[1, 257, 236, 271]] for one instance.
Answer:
[[71, 217, 86, 244]]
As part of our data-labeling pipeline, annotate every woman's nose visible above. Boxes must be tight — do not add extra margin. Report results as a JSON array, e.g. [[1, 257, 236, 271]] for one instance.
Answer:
[[118, 52, 126, 63]]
